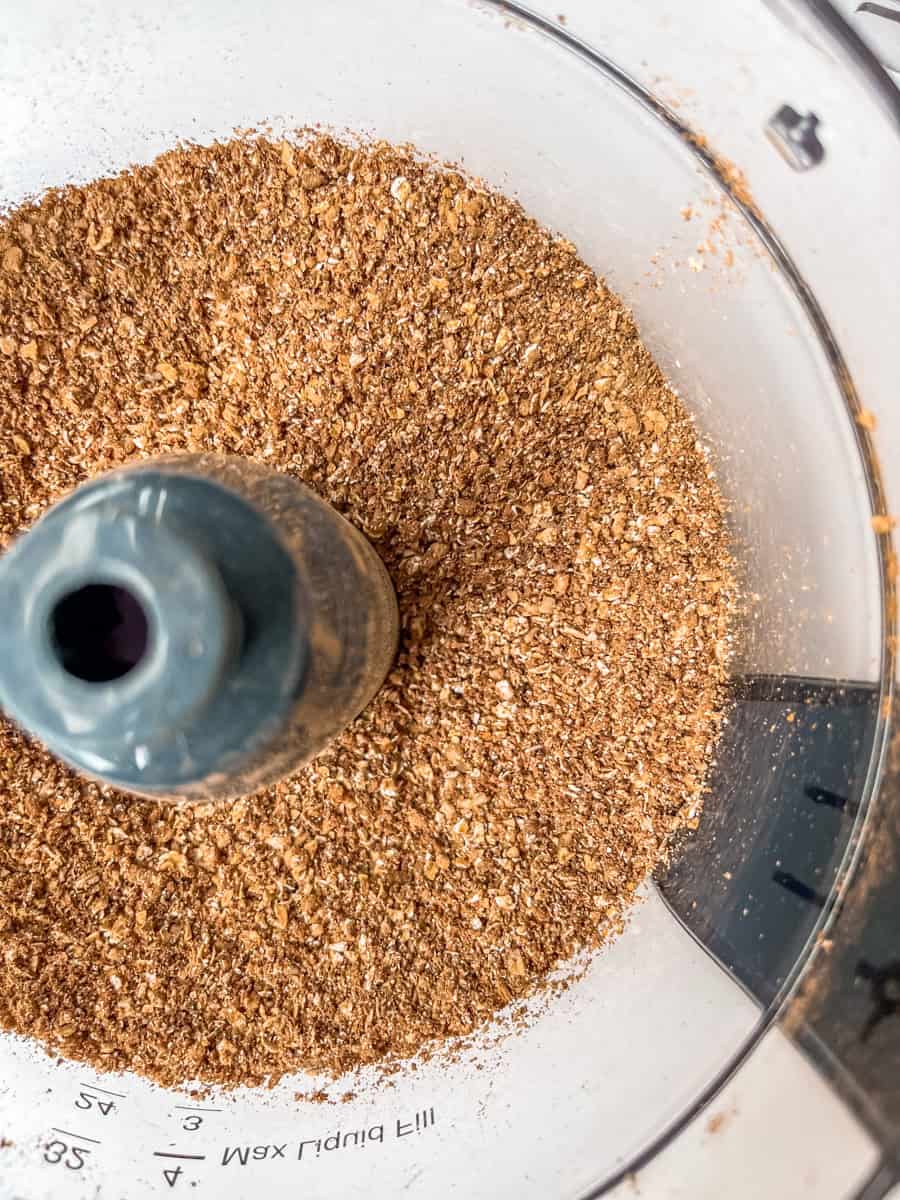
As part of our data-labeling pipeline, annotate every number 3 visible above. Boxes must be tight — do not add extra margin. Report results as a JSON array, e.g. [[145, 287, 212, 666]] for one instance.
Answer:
[[43, 1140, 66, 1165]]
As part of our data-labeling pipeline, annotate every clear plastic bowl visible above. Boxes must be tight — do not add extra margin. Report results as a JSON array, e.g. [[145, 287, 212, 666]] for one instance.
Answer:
[[0, 2, 896, 1197]]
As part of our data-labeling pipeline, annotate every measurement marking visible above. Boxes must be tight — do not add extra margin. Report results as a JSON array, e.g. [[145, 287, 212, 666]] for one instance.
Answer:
[[51, 1128, 101, 1145], [173, 1105, 221, 1113], [79, 1083, 126, 1098], [153, 1152, 207, 1161]]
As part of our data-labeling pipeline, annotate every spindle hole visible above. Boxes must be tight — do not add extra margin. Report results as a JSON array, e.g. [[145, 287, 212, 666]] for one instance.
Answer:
[[50, 584, 150, 683]]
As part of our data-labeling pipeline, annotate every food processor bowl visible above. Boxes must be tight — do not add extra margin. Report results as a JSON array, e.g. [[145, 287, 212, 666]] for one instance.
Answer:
[[0, 1, 896, 1198]]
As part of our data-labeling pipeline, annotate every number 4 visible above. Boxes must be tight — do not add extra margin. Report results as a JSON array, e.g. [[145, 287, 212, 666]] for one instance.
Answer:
[[164, 1165, 183, 1187]]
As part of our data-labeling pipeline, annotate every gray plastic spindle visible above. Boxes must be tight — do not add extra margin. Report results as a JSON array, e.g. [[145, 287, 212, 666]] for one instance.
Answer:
[[0, 456, 398, 802]]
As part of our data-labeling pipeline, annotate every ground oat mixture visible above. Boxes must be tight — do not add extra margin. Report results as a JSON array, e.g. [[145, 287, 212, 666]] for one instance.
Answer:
[[0, 135, 735, 1088]]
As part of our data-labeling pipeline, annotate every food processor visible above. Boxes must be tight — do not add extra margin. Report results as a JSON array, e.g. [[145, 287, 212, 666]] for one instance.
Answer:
[[0, 1, 898, 1197]]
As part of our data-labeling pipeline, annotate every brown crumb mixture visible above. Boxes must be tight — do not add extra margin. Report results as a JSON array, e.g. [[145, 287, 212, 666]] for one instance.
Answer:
[[0, 135, 735, 1087]]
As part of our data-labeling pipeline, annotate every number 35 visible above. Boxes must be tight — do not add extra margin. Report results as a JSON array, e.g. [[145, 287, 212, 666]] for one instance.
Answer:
[[44, 1139, 90, 1170]]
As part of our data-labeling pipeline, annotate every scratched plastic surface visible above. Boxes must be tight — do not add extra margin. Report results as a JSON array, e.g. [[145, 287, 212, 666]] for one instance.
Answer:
[[0, 2, 892, 1198]]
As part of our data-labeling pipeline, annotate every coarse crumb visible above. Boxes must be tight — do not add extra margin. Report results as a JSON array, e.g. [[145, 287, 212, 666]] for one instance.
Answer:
[[856, 408, 877, 433], [0, 134, 736, 1088], [706, 1111, 729, 1135]]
